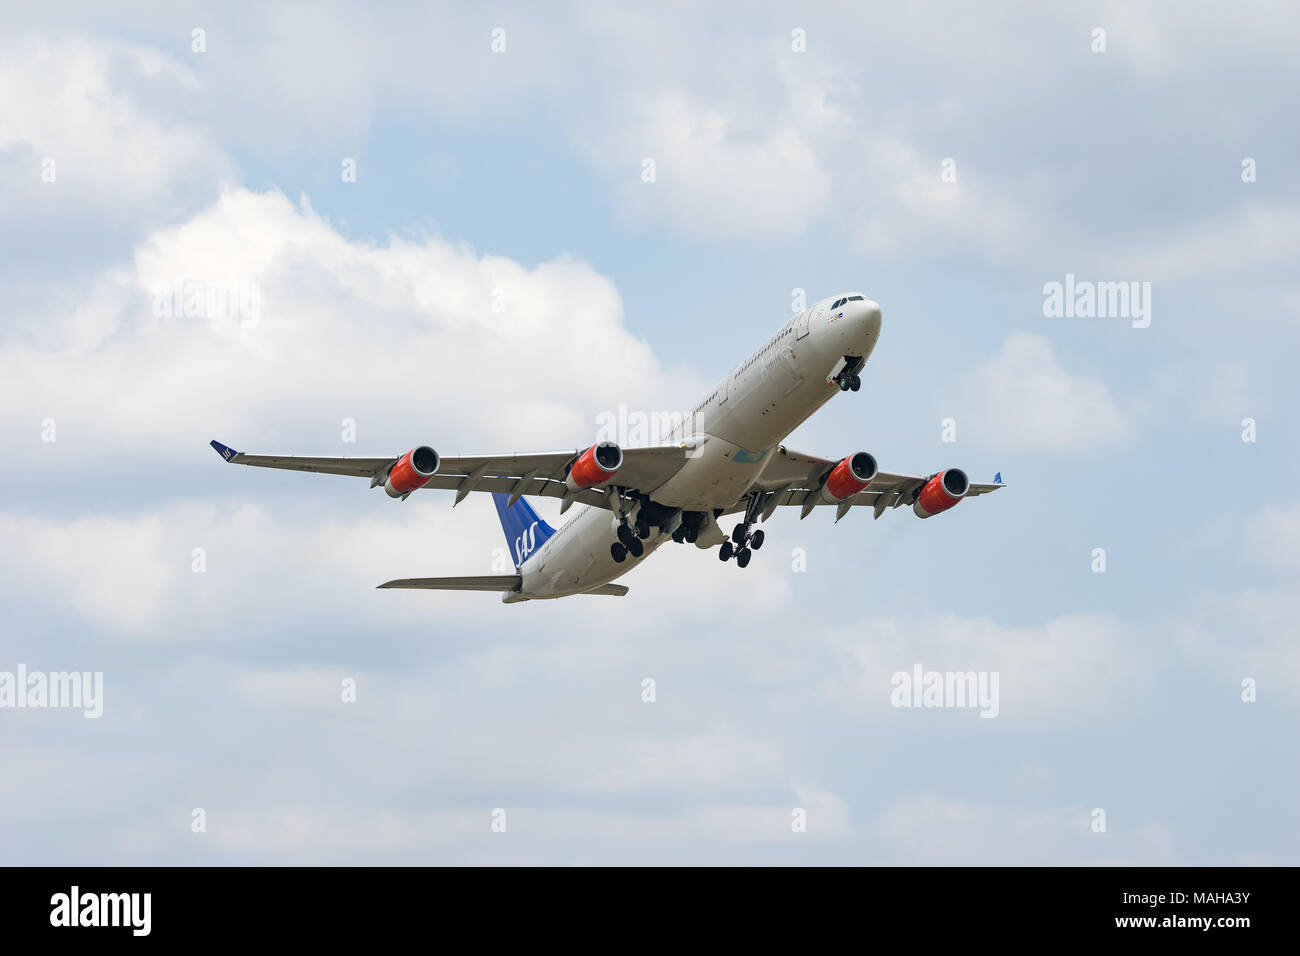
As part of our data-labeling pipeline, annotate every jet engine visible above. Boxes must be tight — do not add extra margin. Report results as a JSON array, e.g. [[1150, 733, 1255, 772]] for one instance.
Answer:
[[819, 451, 878, 503], [566, 441, 623, 491], [385, 446, 440, 498], [913, 468, 969, 517]]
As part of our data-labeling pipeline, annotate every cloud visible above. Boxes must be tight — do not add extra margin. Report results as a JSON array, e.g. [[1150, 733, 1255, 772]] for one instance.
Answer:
[[0, 35, 235, 241], [0, 500, 503, 641], [1127, 204, 1300, 281], [1, 187, 705, 481], [1244, 501, 1300, 578], [829, 611, 1139, 723], [874, 796, 1177, 865], [957, 332, 1132, 452]]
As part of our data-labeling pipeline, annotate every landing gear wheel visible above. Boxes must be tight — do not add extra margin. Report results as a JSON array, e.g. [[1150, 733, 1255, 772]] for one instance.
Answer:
[[627, 536, 645, 558], [736, 548, 752, 568], [719, 541, 734, 561], [616, 523, 636, 548], [732, 523, 748, 544], [685, 524, 698, 544], [610, 542, 627, 563], [671, 527, 686, 543], [635, 519, 652, 540], [849, 374, 861, 392], [750, 529, 765, 550]]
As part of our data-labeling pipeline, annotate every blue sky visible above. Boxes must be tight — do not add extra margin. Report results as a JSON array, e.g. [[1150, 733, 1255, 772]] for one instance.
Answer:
[[1, 1, 1297, 864]]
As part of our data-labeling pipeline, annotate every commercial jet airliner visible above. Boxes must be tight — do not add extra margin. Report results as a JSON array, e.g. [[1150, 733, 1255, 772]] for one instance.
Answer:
[[212, 293, 1003, 601]]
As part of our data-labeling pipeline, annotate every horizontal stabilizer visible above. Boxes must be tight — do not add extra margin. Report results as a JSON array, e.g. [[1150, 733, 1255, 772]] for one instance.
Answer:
[[377, 575, 522, 591]]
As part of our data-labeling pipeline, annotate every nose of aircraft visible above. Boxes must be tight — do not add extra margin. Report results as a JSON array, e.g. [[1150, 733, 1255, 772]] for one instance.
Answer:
[[859, 298, 882, 335], [848, 298, 882, 350]]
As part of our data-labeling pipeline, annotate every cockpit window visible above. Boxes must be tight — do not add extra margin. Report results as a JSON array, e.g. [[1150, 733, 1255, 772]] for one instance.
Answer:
[[847, 295, 864, 302], [832, 298, 844, 309]]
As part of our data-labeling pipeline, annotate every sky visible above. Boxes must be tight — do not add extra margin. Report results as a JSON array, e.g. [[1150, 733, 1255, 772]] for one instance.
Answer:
[[1, 1, 1297, 865]]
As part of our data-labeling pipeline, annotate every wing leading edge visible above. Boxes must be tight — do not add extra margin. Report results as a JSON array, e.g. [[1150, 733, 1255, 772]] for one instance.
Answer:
[[209, 440, 690, 512], [376, 575, 628, 597], [743, 445, 1005, 520]]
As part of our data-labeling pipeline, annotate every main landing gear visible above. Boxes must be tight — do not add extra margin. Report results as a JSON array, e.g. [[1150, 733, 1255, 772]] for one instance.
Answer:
[[670, 518, 700, 544], [836, 370, 861, 392], [611, 511, 650, 563], [719, 497, 766, 569]]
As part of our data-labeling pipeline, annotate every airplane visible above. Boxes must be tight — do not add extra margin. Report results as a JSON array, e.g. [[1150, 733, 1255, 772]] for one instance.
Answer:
[[211, 292, 1004, 601]]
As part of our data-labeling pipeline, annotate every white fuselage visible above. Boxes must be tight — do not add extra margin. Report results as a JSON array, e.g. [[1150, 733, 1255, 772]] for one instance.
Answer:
[[517, 294, 882, 598]]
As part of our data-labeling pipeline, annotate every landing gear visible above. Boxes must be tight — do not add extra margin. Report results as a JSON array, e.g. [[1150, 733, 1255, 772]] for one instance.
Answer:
[[720, 496, 766, 567], [635, 517, 652, 540], [627, 536, 645, 558], [616, 522, 636, 549], [610, 542, 627, 563], [672, 515, 701, 544], [835, 356, 864, 392]]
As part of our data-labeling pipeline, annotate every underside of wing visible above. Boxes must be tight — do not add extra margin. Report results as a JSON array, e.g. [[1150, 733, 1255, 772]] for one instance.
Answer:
[[211, 439, 691, 512], [741, 445, 1004, 521], [375, 576, 629, 597], [376, 575, 522, 591]]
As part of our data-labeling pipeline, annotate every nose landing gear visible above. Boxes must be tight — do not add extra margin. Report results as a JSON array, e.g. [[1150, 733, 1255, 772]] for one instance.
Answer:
[[833, 355, 865, 392]]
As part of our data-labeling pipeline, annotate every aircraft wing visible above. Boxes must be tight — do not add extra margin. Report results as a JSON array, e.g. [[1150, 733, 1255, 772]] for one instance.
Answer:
[[377, 575, 628, 596], [740, 445, 1005, 520], [209, 440, 691, 511]]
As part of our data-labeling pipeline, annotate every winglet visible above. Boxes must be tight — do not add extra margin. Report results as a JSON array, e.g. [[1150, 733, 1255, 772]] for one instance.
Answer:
[[210, 440, 241, 462]]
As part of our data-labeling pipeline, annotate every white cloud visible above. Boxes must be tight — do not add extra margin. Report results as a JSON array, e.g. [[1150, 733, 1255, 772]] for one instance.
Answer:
[[830, 611, 1140, 722], [1127, 204, 1300, 281], [1, 187, 704, 466], [958, 332, 1132, 452], [874, 796, 1177, 865], [0, 500, 503, 640], [578, 66, 840, 240], [0, 35, 235, 233], [1244, 501, 1300, 578]]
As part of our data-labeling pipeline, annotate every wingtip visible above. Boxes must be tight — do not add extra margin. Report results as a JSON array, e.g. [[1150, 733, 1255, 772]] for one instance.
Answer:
[[210, 439, 240, 462]]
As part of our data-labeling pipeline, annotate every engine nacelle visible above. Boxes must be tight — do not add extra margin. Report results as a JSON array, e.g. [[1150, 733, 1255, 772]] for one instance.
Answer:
[[819, 451, 878, 503], [913, 468, 969, 518], [385, 446, 440, 498], [566, 441, 623, 491]]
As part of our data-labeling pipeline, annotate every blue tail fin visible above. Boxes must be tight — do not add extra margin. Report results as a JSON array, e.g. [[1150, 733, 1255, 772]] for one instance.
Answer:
[[492, 493, 556, 568]]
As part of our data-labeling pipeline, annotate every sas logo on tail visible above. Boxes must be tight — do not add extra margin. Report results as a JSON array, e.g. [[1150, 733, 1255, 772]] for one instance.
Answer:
[[514, 521, 540, 565]]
